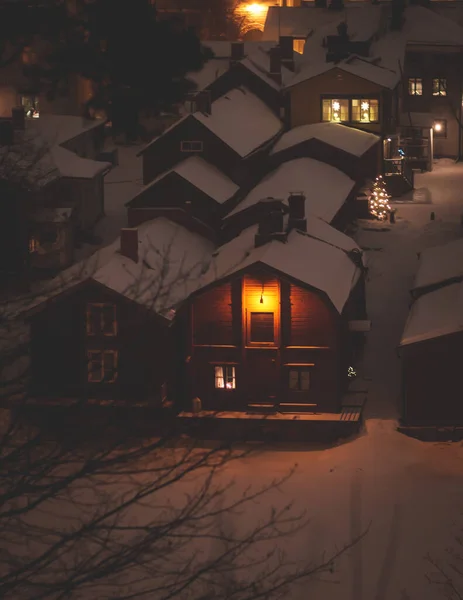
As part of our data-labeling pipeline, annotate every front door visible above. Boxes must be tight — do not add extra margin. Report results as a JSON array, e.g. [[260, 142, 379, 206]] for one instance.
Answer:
[[245, 349, 279, 406]]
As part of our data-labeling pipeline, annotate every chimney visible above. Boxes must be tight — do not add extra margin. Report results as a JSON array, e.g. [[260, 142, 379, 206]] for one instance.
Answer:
[[195, 90, 211, 115], [11, 106, 25, 130], [120, 228, 139, 263], [255, 209, 286, 248], [279, 36, 295, 72], [0, 119, 14, 146], [230, 41, 245, 65], [269, 46, 282, 85], [287, 192, 307, 233]]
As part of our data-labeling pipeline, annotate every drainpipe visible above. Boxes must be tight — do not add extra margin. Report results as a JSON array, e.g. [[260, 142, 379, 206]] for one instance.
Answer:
[[458, 76, 462, 162]]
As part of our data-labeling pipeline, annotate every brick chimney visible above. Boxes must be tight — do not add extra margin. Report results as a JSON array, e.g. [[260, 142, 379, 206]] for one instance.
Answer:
[[11, 106, 25, 130], [120, 228, 139, 263], [279, 36, 295, 72], [269, 46, 282, 85], [287, 192, 307, 233], [255, 209, 286, 248], [230, 41, 245, 65]]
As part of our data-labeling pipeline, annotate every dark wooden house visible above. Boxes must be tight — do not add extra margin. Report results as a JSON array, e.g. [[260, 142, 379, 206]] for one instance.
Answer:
[[27, 220, 214, 406], [183, 196, 366, 416], [137, 87, 283, 187]]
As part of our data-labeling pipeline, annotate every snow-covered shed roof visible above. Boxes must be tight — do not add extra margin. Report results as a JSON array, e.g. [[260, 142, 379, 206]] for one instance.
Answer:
[[193, 87, 283, 157], [412, 238, 463, 294], [402, 5, 463, 46], [227, 157, 355, 223], [271, 122, 379, 158], [127, 156, 239, 206], [140, 87, 283, 159], [400, 281, 463, 347], [28, 114, 105, 146], [48, 145, 110, 179], [91, 218, 214, 319], [200, 223, 361, 314]]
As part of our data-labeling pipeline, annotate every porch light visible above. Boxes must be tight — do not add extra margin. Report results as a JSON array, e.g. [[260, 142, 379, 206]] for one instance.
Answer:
[[433, 122, 442, 132]]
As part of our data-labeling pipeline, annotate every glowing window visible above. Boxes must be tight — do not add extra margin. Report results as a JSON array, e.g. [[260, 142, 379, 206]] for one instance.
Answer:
[[351, 98, 379, 123], [29, 237, 38, 253], [408, 78, 422, 96], [87, 350, 118, 383], [86, 303, 117, 336], [20, 95, 39, 118], [214, 365, 236, 389], [322, 98, 349, 122], [432, 78, 447, 96], [293, 39, 306, 54], [289, 368, 311, 391]]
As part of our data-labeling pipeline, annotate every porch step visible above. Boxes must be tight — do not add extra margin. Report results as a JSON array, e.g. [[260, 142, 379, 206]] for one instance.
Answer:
[[247, 403, 277, 414], [279, 402, 318, 413]]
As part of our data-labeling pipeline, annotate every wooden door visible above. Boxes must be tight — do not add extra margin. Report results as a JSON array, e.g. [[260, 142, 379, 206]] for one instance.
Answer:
[[245, 349, 279, 405]]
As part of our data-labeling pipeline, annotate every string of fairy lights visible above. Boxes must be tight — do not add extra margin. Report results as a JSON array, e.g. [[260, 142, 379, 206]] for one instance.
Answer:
[[369, 176, 392, 221]]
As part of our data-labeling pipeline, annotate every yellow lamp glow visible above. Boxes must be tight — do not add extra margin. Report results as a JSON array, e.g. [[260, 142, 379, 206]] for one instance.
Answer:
[[433, 122, 442, 132], [361, 101, 369, 111], [244, 3, 266, 15], [332, 101, 340, 111]]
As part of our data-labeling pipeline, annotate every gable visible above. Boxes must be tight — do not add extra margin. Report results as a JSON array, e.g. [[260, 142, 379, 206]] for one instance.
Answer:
[[292, 67, 387, 96]]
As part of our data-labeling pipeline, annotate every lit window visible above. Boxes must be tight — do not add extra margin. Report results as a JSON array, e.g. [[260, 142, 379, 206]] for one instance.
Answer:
[[86, 303, 117, 336], [180, 140, 203, 152], [432, 78, 447, 96], [408, 78, 422, 96], [322, 98, 349, 122], [351, 98, 379, 123], [293, 39, 306, 54], [29, 237, 38, 253], [20, 95, 39, 118], [87, 350, 118, 383], [289, 368, 311, 391], [215, 365, 236, 389], [250, 312, 275, 343]]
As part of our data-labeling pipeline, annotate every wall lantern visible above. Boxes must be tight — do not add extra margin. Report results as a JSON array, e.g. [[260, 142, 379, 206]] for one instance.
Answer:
[[433, 119, 447, 137]]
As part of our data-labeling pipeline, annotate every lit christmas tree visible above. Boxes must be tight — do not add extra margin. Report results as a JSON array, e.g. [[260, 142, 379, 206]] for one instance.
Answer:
[[369, 175, 392, 221]]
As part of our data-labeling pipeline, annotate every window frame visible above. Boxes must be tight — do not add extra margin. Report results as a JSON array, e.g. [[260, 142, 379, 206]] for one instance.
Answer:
[[432, 78, 447, 96], [288, 367, 312, 391], [321, 97, 349, 123], [247, 311, 277, 347], [214, 365, 236, 390], [408, 78, 423, 96], [350, 98, 379, 124], [180, 140, 203, 152], [86, 303, 118, 337], [20, 94, 40, 118], [87, 350, 118, 384], [321, 96, 380, 124]]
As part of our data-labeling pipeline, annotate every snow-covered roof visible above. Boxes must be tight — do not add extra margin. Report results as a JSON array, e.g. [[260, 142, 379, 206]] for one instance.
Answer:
[[400, 281, 463, 347], [140, 87, 283, 159], [202, 41, 277, 58], [127, 156, 239, 206], [193, 87, 283, 157], [49, 145, 110, 179], [200, 224, 361, 314], [227, 157, 355, 223], [412, 238, 463, 293], [403, 5, 463, 46], [271, 122, 379, 158], [187, 58, 231, 91], [28, 114, 105, 146], [92, 218, 214, 319]]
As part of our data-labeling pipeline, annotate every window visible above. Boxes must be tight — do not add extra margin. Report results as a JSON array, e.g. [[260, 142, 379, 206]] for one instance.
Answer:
[[87, 350, 118, 383], [29, 237, 38, 253], [322, 98, 349, 122], [214, 365, 236, 389], [351, 98, 379, 123], [408, 78, 422, 96], [289, 368, 311, 391], [432, 78, 447, 96], [86, 303, 117, 336], [293, 39, 306, 54], [249, 312, 275, 343], [20, 94, 39, 118], [180, 140, 203, 152]]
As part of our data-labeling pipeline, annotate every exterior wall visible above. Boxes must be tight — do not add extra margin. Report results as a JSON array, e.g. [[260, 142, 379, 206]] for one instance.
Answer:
[[289, 68, 394, 135], [56, 176, 105, 231], [141, 116, 245, 186], [403, 48, 463, 158], [269, 137, 381, 182], [29, 281, 170, 404], [401, 332, 463, 425], [187, 267, 343, 413], [127, 172, 221, 230]]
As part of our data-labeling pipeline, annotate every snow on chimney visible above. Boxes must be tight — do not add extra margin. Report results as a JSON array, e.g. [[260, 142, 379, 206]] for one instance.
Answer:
[[287, 192, 307, 233], [279, 36, 295, 72], [269, 46, 282, 85], [231, 41, 245, 65], [255, 209, 286, 248], [120, 228, 139, 263]]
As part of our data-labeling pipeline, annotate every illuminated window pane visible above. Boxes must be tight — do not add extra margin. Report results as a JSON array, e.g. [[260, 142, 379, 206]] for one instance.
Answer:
[[351, 98, 379, 123], [214, 365, 236, 389], [408, 78, 422, 96], [432, 78, 447, 96], [293, 39, 305, 54], [322, 98, 348, 122], [20, 95, 39, 118]]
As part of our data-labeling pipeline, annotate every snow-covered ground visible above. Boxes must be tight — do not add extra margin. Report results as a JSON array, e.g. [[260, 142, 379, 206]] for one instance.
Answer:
[[213, 160, 463, 600]]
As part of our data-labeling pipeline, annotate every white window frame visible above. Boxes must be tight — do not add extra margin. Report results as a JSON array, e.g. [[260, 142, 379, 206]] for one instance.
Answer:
[[214, 365, 236, 390]]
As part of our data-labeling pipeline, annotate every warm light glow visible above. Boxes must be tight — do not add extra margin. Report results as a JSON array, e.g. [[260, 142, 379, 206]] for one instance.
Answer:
[[234, 2, 270, 34], [244, 2, 266, 15], [433, 122, 442, 132], [361, 101, 369, 111], [332, 101, 340, 111], [369, 175, 391, 221]]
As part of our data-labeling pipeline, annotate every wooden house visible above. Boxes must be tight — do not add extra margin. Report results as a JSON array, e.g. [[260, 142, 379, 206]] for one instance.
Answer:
[[399, 238, 463, 428], [136, 87, 283, 187], [183, 195, 366, 416], [125, 155, 239, 232], [27, 219, 214, 405]]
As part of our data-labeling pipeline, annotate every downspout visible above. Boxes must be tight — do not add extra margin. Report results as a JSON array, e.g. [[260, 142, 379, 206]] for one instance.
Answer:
[[458, 74, 462, 161]]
